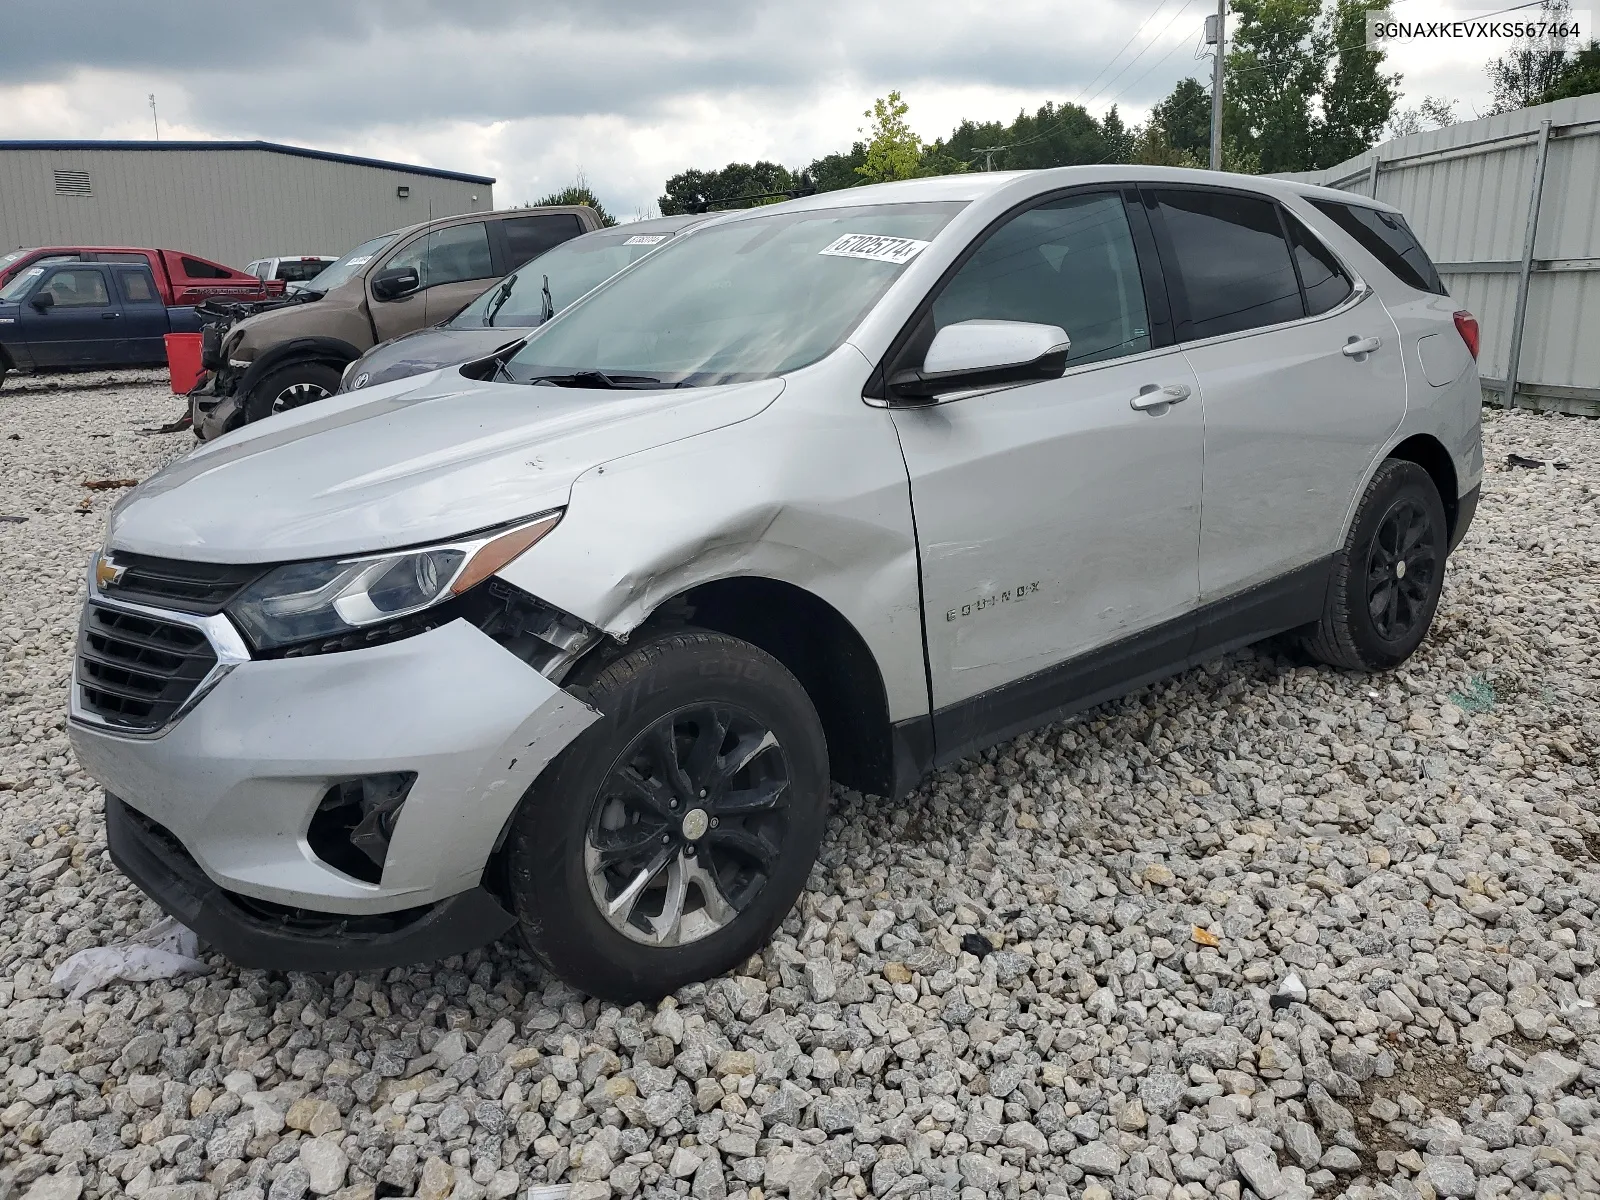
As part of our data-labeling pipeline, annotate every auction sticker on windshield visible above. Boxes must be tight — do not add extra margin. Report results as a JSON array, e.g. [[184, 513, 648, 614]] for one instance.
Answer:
[[623, 235, 669, 245], [819, 234, 931, 265]]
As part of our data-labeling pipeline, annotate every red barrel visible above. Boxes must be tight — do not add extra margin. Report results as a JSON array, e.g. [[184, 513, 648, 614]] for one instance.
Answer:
[[164, 333, 206, 395]]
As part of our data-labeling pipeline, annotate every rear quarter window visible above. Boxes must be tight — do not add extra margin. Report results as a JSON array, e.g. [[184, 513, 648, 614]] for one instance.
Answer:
[[179, 256, 234, 280], [1309, 200, 1447, 296]]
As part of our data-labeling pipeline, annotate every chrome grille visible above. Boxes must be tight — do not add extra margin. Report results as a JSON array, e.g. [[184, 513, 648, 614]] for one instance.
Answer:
[[99, 551, 263, 615], [76, 603, 218, 732]]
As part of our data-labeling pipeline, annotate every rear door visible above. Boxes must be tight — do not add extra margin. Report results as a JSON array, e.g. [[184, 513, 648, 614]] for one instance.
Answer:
[[111, 265, 170, 365], [492, 212, 587, 272], [1145, 186, 1406, 601], [19, 264, 122, 366]]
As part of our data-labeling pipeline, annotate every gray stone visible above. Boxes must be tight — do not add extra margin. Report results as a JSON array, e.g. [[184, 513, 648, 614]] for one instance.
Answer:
[[1418, 1159, 1476, 1198], [298, 1140, 347, 1196], [1231, 1145, 1284, 1200], [1067, 1142, 1124, 1177]]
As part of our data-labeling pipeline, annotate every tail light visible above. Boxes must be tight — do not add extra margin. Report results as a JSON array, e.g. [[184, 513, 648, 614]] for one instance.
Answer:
[[1453, 310, 1479, 360]]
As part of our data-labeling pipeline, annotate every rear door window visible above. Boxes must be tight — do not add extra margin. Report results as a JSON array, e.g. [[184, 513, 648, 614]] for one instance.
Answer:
[[1284, 214, 1354, 316], [1151, 189, 1304, 340], [501, 214, 586, 268], [115, 268, 159, 304], [1309, 199, 1447, 295]]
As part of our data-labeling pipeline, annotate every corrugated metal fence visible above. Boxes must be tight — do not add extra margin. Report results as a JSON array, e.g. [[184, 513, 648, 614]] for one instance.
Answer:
[[1280, 92, 1600, 415]]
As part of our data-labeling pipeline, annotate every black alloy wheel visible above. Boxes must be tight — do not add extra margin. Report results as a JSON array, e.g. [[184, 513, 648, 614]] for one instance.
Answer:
[[585, 705, 790, 946], [1303, 457, 1448, 671], [501, 629, 829, 1002], [1365, 495, 1440, 643]]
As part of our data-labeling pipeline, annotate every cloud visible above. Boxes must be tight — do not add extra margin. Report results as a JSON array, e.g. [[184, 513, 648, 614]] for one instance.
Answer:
[[0, 0, 1514, 217]]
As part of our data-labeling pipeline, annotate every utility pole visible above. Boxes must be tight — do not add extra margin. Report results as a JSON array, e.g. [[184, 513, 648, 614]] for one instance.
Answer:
[[975, 145, 1006, 171], [149, 94, 160, 141], [1207, 1, 1225, 170]]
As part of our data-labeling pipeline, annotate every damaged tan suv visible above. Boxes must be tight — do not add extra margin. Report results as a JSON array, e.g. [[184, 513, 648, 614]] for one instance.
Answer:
[[193, 205, 601, 439]]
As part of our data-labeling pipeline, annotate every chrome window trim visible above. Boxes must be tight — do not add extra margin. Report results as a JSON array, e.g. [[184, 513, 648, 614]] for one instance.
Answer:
[[1168, 275, 1374, 356], [69, 575, 252, 742]]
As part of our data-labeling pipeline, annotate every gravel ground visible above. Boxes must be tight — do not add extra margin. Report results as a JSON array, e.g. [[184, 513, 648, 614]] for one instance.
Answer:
[[3, 380, 1600, 1200]]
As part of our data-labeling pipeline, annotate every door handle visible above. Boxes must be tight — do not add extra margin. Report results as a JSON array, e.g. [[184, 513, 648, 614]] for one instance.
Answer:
[[1130, 383, 1191, 411], [1342, 335, 1381, 357], [100, 312, 120, 320]]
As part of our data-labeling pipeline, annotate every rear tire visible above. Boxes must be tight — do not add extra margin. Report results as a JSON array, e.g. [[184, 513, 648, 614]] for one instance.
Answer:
[[1302, 458, 1448, 671], [501, 629, 829, 1002], [242, 361, 342, 424]]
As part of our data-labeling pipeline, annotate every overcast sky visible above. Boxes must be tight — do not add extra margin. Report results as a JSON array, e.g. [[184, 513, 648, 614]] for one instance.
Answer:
[[0, 0, 1563, 220]]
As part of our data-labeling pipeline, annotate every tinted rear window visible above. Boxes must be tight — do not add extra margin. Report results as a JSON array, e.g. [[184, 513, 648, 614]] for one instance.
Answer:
[[274, 260, 330, 282], [1153, 189, 1304, 340], [179, 256, 233, 280], [1309, 200, 1446, 295], [503, 214, 586, 266]]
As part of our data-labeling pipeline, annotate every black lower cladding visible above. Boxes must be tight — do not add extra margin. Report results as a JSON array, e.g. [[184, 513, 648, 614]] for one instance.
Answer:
[[106, 796, 515, 971], [919, 556, 1337, 769], [1449, 485, 1480, 552]]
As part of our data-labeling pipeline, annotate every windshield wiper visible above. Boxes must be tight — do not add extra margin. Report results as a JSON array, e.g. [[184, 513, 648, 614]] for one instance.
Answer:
[[483, 273, 516, 327], [540, 274, 554, 323], [527, 370, 663, 389]]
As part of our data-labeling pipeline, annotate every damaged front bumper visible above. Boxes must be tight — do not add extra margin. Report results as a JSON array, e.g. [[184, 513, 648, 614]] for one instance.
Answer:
[[70, 611, 600, 969]]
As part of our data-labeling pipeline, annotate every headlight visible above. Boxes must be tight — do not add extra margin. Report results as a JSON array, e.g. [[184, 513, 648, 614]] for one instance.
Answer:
[[227, 511, 562, 653]]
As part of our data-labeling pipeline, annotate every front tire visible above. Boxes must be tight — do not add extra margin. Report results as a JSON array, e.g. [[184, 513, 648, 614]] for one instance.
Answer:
[[1303, 458, 1448, 671], [242, 361, 342, 424], [501, 629, 829, 1002]]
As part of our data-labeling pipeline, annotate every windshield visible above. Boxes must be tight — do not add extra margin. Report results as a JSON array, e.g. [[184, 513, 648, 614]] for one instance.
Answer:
[[0, 265, 46, 302], [300, 235, 398, 294], [449, 228, 684, 329], [504, 201, 965, 387]]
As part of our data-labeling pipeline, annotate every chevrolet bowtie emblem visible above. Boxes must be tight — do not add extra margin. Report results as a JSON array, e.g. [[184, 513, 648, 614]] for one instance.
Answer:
[[95, 554, 128, 590]]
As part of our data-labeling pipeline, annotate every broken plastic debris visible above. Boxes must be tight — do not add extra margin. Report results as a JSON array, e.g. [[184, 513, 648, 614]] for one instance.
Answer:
[[1505, 453, 1569, 470], [82, 478, 139, 490], [1270, 970, 1308, 1012], [1191, 925, 1221, 948], [51, 916, 207, 1000], [0, 515, 26, 524], [959, 932, 995, 960], [524, 1187, 572, 1200]]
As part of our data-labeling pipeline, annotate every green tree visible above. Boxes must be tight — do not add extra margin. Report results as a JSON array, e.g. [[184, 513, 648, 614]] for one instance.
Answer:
[[657, 160, 797, 215], [1487, 0, 1576, 112], [857, 91, 925, 183], [531, 177, 617, 226], [1315, 0, 1400, 165], [1150, 78, 1213, 159], [1537, 39, 1600, 102], [805, 143, 869, 192], [1224, 0, 1327, 173]]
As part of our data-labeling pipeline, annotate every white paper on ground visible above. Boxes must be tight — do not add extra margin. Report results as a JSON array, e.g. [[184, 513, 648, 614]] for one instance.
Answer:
[[51, 916, 207, 1000]]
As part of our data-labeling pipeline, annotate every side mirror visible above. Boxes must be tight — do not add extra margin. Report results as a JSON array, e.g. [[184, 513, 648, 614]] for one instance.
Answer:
[[890, 319, 1070, 400], [371, 266, 420, 301], [31, 291, 55, 312]]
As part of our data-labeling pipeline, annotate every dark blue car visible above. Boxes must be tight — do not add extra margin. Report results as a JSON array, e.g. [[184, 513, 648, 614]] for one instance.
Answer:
[[0, 260, 201, 387]]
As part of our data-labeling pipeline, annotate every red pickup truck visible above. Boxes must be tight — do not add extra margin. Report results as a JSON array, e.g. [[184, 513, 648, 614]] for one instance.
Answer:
[[0, 247, 282, 307]]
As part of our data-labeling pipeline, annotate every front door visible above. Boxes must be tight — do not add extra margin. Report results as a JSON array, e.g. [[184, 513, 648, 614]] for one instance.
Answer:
[[888, 190, 1204, 756], [1144, 187, 1408, 600], [371, 221, 496, 338], [19, 265, 122, 367]]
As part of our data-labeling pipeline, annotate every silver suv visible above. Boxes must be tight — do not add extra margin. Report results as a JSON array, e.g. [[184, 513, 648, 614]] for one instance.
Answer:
[[69, 166, 1481, 1001]]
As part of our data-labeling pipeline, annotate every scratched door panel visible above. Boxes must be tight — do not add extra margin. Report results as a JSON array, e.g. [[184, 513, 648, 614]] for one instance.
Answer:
[[892, 346, 1203, 709]]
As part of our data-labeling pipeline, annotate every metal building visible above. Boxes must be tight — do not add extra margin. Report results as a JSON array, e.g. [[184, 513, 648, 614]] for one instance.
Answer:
[[0, 140, 496, 271], [1280, 92, 1600, 416]]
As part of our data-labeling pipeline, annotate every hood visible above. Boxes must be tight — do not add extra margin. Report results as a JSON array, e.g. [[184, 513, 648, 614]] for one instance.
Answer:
[[108, 369, 783, 564], [346, 326, 530, 391]]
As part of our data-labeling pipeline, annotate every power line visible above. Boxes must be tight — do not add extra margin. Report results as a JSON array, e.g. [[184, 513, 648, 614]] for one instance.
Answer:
[[1072, 0, 1181, 108], [1081, 0, 1201, 112]]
